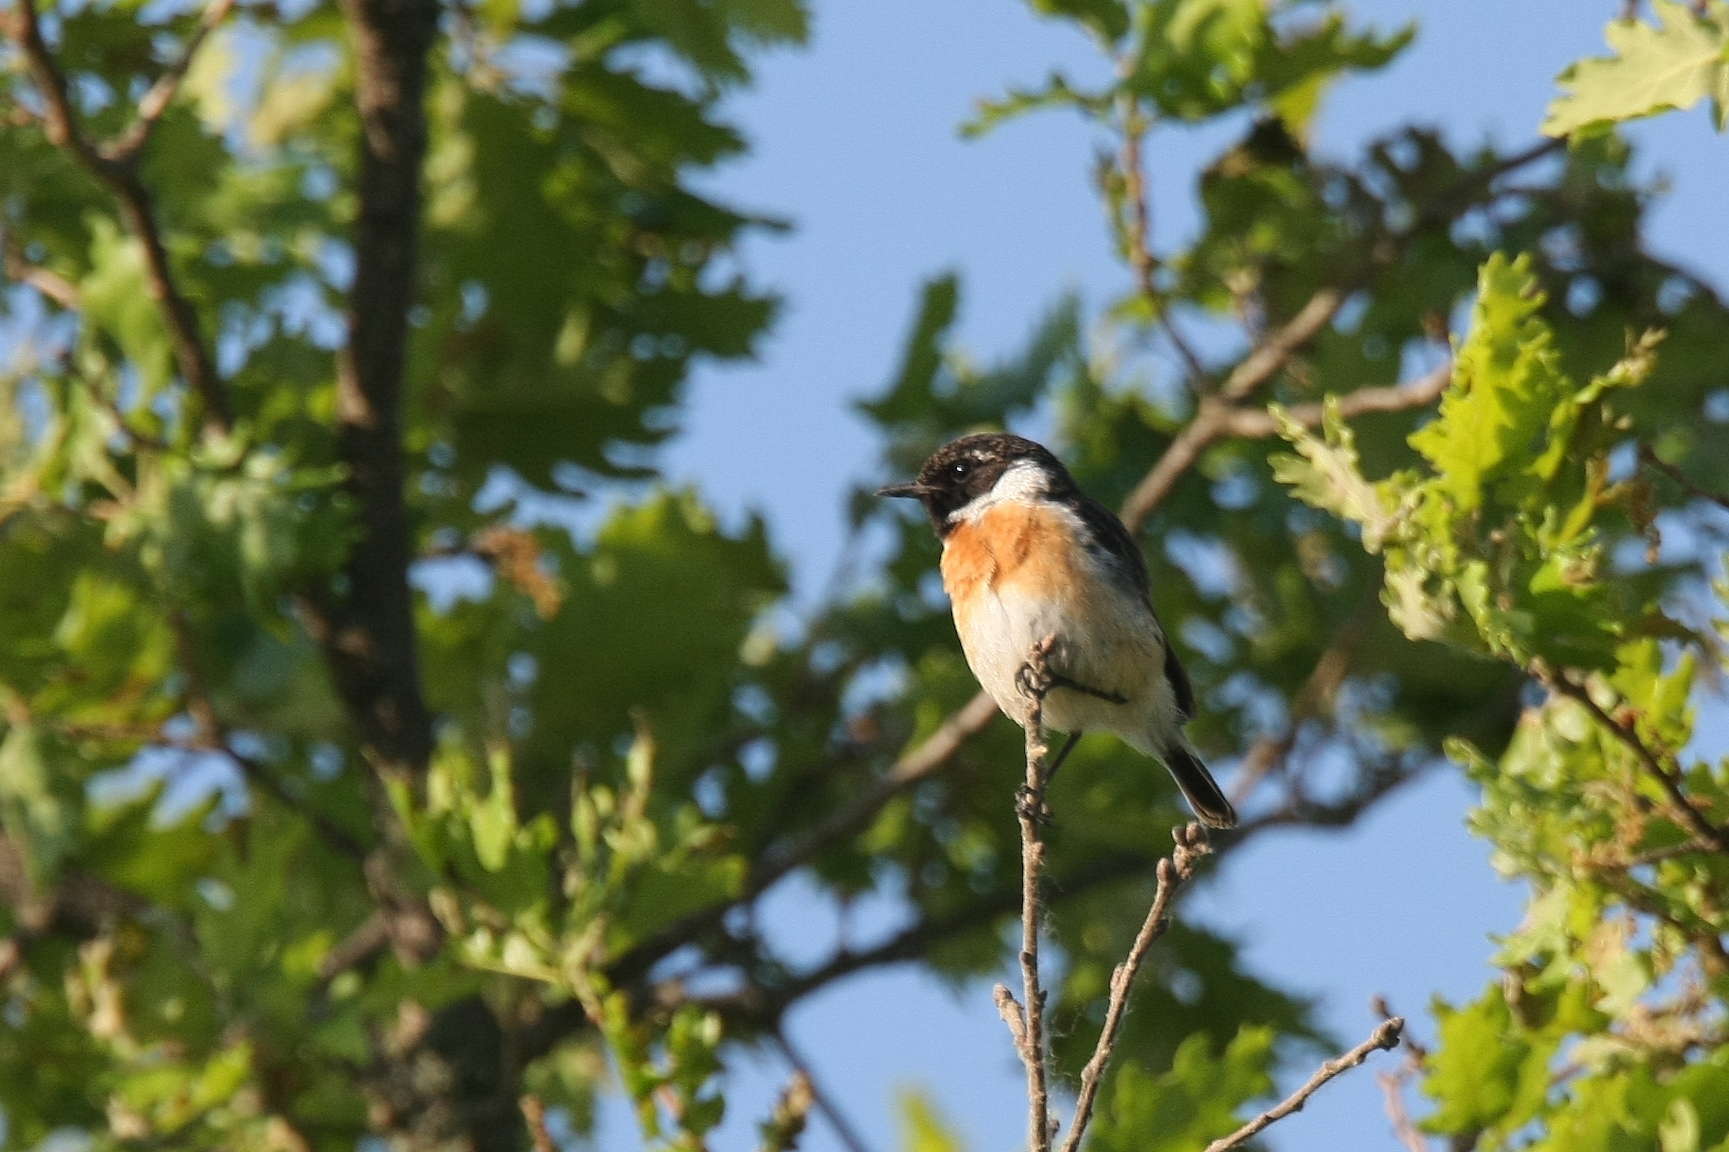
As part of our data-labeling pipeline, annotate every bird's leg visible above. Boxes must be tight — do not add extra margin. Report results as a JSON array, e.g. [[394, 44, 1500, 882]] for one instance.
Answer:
[[1017, 733, 1082, 822], [1044, 731, 1082, 786], [1015, 639, 1060, 824], [1015, 639, 1127, 706], [1046, 674, 1127, 705]]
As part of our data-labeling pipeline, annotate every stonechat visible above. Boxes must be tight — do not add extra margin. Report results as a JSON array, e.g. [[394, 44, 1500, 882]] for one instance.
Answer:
[[878, 432, 1237, 829]]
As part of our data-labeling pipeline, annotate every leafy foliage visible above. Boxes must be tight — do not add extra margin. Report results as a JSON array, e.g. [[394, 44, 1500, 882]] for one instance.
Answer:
[[2, 0, 1727, 1149], [1545, 1, 1729, 136], [1274, 190, 1728, 1152]]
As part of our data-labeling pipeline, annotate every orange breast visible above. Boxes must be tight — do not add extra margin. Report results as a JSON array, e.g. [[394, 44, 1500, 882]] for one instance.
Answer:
[[941, 504, 1087, 617]]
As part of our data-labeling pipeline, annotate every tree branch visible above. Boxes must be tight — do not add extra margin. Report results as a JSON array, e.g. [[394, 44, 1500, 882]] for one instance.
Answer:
[[1114, 97, 1208, 386], [1373, 997, 1433, 1152], [107, 0, 239, 164], [165, 609, 372, 862], [1001, 637, 1055, 1152], [1115, 287, 1360, 533], [307, 0, 440, 785], [770, 1027, 873, 1152], [1, 230, 81, 309], [1113, 137, 1566, 525], [1639, 443, 1729, 513], [610, 136, 1553, 989], [668, 746, 1432, 1049], [5, 0, 234, 435], [1059, 822, 1212, 1152], [1201, 1017, 1405, 1152], [1538, 667, 1729, 854]]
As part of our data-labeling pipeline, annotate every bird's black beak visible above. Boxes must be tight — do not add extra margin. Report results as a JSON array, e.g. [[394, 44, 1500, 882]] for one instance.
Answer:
[[875, 481, 933, 499]]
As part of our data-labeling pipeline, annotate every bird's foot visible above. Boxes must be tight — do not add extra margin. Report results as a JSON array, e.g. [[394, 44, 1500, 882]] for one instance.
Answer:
[[1015, 636, 1126, 705], [1014, 658, 1055, 702], [1015, 783, 1054, 825]]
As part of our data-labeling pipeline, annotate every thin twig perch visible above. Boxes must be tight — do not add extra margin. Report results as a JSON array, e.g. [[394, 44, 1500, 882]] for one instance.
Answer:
[[998, 631, 1405, 1152], [1201, 1017, 1406, 1152], [1058, 822, 1211, 1152], [997, 636, 1057, 1152]]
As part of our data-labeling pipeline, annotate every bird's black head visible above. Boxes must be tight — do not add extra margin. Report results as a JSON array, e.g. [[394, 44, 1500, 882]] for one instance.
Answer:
[[876, 433, 1072, 536]]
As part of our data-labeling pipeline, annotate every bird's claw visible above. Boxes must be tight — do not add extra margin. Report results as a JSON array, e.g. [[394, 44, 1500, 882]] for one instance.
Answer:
[[1016, 637, 1125, 705], [1015, 658, 1055, 701], [1015, 783, 1053, 825]]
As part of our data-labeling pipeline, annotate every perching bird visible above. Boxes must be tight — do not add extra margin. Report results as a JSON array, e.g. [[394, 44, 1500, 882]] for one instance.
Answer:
[[877, 433, 1236, 829]]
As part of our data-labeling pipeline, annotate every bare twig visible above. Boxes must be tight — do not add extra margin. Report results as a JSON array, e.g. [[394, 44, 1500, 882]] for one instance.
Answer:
[[1221, 362, 1453, 437], [1115, 99, 1208, 386], [1640, 444, 1729, 513], [1371, 997, 1431, 1152], [316, 911, 392, 983], [1121, 361, 1452, 533], [1610, 836, 1724, 868], [6, 0, 234, 434], [1116, 288, 1355, 532], [1202, 1017, 1405, 1152], [107, 0, 240, 163], [1230, 597, 1373, 805], [1059, 822, 1212, 1152], [162, 610, 372, 862], [1, 231, 81, 309], [770, 1028, 873, 1152], [519, 1094, 556, 1152], [1537, 667, 1729, 854], [690, 751, 1428, 1034], [1378, 1068, 1431, 1152], [757, 1070, 815, 1152], [1003, 637, 1056, 1152]]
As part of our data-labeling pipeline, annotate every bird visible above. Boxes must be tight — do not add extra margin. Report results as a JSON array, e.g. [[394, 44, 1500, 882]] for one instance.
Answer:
[[877, 432, 1237, 829]]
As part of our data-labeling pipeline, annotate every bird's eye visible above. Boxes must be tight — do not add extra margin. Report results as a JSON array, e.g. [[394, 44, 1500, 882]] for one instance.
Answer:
[[951, 461, 971, 478]]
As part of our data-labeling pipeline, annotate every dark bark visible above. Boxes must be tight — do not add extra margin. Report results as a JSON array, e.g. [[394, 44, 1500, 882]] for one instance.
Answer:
[[317, 4, 522, 1149], [319, 0, 439, 786]]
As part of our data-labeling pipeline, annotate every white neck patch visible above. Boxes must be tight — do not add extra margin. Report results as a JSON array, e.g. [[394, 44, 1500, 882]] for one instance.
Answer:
[[948, 459, 1048, 524]]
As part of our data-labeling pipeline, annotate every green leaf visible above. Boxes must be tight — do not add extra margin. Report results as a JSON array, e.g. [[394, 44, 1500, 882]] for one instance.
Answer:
[[1029, 0, 1129, 43], [1410, 253, 1571, 513], [898, 1090, 965, 1152], [1422, 989, 1559, 1138], [1544, 1, 1729, 136], [960, 72, 1105, 138], [1089, 1028, 1277, 1152], [1271, 398, 1400, 550], [0, 724, 78, 885]]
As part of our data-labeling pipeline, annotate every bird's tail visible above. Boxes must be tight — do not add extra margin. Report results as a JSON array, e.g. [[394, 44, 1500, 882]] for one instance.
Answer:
[[1160, 740, 1237, 829]]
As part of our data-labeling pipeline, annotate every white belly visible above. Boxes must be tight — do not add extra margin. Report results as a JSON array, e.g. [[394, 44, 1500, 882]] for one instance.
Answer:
[[953, 577, 1178, 750]]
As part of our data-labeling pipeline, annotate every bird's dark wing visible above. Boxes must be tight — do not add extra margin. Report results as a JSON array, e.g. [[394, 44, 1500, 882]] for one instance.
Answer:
[[1074, 494, 1196, 721], [1162, 635, 1196, 722], [1074, 495, 1148, 597]]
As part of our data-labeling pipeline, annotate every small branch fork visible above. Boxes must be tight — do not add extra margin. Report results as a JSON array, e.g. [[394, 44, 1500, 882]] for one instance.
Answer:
[[1535, 664, 1729, 855], [1000, 637, 1404, 1151]]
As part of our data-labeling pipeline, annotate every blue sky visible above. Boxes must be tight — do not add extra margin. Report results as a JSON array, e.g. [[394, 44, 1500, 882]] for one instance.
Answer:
[[586, 1, 1729, 1150]]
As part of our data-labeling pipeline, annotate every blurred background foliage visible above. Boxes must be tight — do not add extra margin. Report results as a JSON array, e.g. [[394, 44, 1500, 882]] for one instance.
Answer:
[[0, 0, 1726, 1149]]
